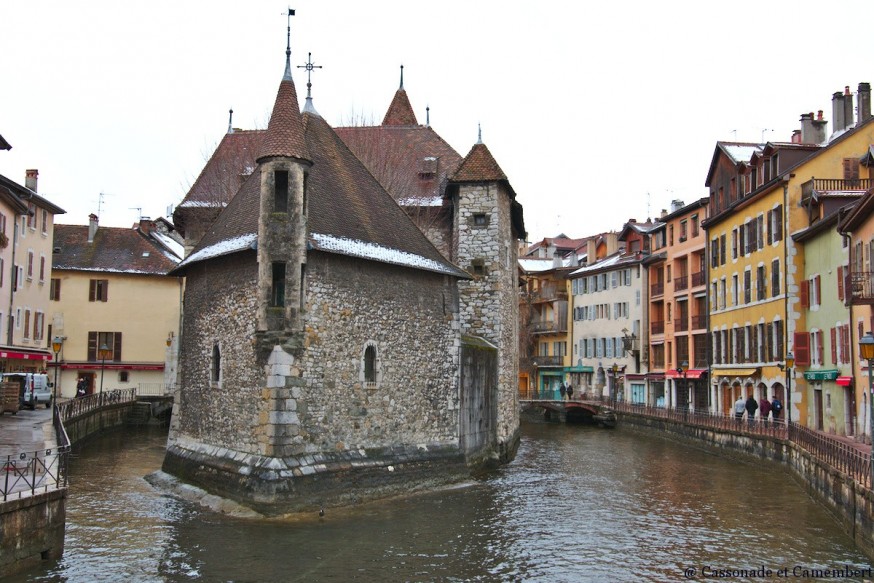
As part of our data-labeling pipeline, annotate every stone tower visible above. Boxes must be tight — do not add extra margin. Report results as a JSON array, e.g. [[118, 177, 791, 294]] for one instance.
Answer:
[[449, 135, 525, 462]]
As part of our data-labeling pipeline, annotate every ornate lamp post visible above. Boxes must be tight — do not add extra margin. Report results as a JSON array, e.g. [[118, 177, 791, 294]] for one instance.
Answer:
[[611, 362, 619, 404], [858, 332, 874, 487], [51, 336, 63, 422], [677, 360, 689, 413], [785, 351, 794, 425], [98, 343, 111, 402]]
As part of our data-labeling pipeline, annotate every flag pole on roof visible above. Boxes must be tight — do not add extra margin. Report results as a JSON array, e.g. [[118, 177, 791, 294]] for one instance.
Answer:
[[284, 8, 296, 81]]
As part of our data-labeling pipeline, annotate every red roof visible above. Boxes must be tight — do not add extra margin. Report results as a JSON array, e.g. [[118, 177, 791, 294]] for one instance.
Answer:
[[451, 142, 507, 183], [382, 89, 418, 126], [257, 78, 310, 162]]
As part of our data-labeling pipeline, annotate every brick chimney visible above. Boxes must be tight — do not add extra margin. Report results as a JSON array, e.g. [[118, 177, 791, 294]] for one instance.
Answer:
[[139, 217, 153, 234], [88, 213, 99, 243], [859, 82, 872, 124], [25, 169, 38, 192]]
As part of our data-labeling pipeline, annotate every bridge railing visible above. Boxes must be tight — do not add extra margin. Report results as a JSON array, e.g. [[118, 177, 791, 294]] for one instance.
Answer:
[[789, 423, 871, 489], [58, 388, 136, 422]]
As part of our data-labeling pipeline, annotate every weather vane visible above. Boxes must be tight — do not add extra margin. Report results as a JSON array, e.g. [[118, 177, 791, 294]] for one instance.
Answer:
[[297, 52, 322, 99]]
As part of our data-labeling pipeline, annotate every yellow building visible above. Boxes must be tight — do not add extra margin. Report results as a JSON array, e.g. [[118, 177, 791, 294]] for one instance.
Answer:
[[49, 216, 183, 399], [705, 86, 874, 424]]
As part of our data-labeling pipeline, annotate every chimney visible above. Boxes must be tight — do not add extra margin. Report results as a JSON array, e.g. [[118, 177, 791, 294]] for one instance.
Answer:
[[88, 213, 99, 243], [139, 217, 153, 234], [25, 169, 38, 192], [670, 199, 684, 212], [832, 92, 846, 133], [791, 129, 802, 143], [859, 82, 872, 123], [844, 86, 854, 130], [800, 113, 815, 143], [552, 251, 562, 269], [813, 110, 828, 143]]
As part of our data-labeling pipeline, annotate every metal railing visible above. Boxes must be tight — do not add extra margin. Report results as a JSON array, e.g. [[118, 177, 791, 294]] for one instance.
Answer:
[[136, 383, 175, 397], [691, 271, 706, 287], [58, 388, 136, 422], [610, 400, 789, 439], [789, 423, 871, 489], [1, 445, 69, 501]]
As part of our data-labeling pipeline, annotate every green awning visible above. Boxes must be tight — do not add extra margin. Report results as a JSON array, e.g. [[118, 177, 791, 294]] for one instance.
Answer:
[[567, 366, 594, 373], [803, 369, 839, 381]]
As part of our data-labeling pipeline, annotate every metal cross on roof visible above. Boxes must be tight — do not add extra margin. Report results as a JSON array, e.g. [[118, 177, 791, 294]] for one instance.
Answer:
[[297, 52, 322, 98]]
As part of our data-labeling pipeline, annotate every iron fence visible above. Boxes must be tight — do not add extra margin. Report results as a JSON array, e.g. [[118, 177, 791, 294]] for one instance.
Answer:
[[1, 446, 70, 501], [58, 388, 136, 422], [789, 423, 871, 489], [136, 383, 175, 396]]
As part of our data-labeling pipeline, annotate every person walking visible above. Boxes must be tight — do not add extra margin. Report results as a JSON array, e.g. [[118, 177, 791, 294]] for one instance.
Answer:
[[745, 394, 759, 426], [559, 381, 567, 401], [734, 395, 745, 423], [759, 395, 771, 426], [771, 395, 783, 422]]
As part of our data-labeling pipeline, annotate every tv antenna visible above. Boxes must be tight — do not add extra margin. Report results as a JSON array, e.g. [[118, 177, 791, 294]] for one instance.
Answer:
[[130, 207, 143, 221], [97, 192, 113, 218]]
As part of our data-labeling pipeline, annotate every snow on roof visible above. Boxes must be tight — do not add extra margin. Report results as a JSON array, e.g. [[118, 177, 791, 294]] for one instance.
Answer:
[[518, 258, 556, 273], [310, 232, 461, 276], [398, 195, 443, 207], [177, 233, 257, 268], [151, 231, 184, 260], [570, 253, 623, 276], [177, 200, 227, 209], [722, 144, 761, 164]]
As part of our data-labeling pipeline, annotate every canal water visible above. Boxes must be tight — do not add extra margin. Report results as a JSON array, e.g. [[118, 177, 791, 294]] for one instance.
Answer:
[[13, 421, 874, 582]]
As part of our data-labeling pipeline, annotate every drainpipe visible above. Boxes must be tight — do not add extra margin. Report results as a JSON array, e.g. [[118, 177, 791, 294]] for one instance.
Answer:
[[783, 182, 790, 421]]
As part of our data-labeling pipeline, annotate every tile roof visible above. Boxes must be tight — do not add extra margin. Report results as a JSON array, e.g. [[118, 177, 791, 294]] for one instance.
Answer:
[[0, 134, 10, 150], [180, 110, 465, 278], [178, 130, 264, 209], [257, 78, 310, 162], [334, 125, 463, 206], [382, 89, 418, 126], [451, 142, 508, 183], [53, 224, 181, 275]]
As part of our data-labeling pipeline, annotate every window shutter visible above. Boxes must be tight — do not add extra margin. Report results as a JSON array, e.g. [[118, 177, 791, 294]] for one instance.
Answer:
[[87, 332, 97, 361], [842, 325, 851, 364], [89, 280, 96, 302], [794, 332, 810, 366], [757, 216, 764, 250], [113, 332, 122, 362], [831, 328, 837, 364], [800, 280, 809, 308], [837, 266, 845, 302], [815, 276, 821, 306], [775, 205, 783, 241], [767, 210, 773, 244]]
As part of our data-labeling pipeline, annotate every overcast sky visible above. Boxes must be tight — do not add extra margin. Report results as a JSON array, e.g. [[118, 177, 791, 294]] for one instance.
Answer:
[[2, 1, 873, 243]]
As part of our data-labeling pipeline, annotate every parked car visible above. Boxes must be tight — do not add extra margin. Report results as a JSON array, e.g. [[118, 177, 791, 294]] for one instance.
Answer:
[[1, 372, 53, 409]]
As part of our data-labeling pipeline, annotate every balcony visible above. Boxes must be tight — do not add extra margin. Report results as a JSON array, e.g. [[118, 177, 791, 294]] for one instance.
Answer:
[[691, 271, 706, 288], [801, 178, 871, 203], [674, 275, 688, 291], [651, 320, 665, 335], [691, 315, 706, 329], [531, 320, 567, 334], [675, 317, 688, 332], [850, 271, 874, 305], [531, 355, 564, 367], [532, 286, 568, 303], [651, 282, 664, 297]]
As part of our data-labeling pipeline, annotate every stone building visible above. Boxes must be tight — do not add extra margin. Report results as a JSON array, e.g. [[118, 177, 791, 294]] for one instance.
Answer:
[[164, 45, 525, 515]]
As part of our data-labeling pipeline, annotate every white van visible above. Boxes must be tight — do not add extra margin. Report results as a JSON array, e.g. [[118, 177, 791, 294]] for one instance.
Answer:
[[1, 372, 52, 409]]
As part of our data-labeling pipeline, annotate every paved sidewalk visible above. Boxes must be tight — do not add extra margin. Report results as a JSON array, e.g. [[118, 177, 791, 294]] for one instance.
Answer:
[[0, 406, 56, 457]]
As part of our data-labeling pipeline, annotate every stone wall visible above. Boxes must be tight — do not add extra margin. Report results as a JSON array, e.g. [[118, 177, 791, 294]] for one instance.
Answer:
[[0, 491, 66, 578]]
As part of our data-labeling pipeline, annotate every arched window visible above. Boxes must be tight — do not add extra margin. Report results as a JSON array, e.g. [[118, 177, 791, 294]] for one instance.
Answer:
[[364, 345, 376, 383], [211, 343, 221, 384]]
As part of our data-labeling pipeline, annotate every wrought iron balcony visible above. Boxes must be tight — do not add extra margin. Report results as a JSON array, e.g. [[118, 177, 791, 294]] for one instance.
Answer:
[[651, 320, 665, 335], [675, 317, 688, 332], [531, 320, 567, 333], [531, 355, 564, 367], [674, 275, 688, 291], [691, 271, 706, 288], [651, 282, 664, 297], [691, 315, 706, 329], [531, 286, 568, 303], [849, 271, 874, 305]]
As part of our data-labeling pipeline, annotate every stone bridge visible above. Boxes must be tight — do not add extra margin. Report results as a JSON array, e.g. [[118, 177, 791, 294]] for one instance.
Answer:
[[519, 399, 615, 425]]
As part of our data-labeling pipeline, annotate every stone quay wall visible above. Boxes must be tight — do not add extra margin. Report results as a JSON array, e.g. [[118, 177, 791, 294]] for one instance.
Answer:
[[619, 412, 874, 560], [0, 491, 66, 578]]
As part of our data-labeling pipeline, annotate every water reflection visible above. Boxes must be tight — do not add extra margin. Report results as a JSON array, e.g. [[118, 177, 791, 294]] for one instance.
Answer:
[[14, 422, 873, 582]]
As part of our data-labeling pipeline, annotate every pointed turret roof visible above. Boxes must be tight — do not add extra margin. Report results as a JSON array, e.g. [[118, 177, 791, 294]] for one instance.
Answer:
[[451, 142, 507, 183], [256, 74, 311, 162], [382, 66, 418, 126]]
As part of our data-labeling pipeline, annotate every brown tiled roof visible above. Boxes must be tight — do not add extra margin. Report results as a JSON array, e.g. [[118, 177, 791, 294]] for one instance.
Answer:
[[179, 130, 264, 208], [334, 125, 463, 205], [382, 89, 418, 126], [53, 224, 180, 275], [183, 112, 464, 277], [0, 134, 10, 150], [451, 142, 508, 182], [257, 79, 310, 162]]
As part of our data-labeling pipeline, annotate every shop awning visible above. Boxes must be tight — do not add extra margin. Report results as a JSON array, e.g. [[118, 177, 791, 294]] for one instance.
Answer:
[[803, 369, 839, 382], [712, 368, 758, 377], [567, 366, 594, 373], [60, 363, 164, 371], [0, 348, 52, 361], [666, 369, 708, 379], [647, 373, 666, 380], [837, 376, 853, 386]]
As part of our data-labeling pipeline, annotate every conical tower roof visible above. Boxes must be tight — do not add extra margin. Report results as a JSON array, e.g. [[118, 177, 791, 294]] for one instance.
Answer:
[[451, 142, 507, 182], [382, 66, 418, 126], [257, 75, 311, 162]]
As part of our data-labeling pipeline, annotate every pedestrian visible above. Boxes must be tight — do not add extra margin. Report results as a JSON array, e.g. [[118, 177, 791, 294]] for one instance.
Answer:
[[559, 381, 567, 401], [771, 394, 783, 421], [745, 394, 758, 425], [76, 377, 87, 398], [734, 395, 745, 422], [759, 395, 771, 425], [566, 382, 574, 401]]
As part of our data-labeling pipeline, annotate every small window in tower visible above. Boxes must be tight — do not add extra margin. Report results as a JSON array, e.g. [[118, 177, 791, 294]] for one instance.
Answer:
[[302, 172, 309, 215], [211, 343, 222, 385], [472, 213, 490, 228], [274, 170, 289, 213], [271, 262, 286, 307], [364, 345, 376, 382], [471, 258, 487, 277]]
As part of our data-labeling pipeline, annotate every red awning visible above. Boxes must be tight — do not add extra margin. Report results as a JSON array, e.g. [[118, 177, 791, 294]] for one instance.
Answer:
[[0, 349, 52, 361], [836, 376, 853, 386], [666, 369, 707, 379], [59, 363, 164, 371]]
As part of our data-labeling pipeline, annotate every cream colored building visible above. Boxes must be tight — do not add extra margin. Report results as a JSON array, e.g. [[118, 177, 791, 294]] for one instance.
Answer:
[[50, 216, 183, 399]]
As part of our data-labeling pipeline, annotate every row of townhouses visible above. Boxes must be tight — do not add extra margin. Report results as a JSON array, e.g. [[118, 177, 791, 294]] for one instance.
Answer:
[[0, 134, 182, 399], [521, 82, 874, 441]]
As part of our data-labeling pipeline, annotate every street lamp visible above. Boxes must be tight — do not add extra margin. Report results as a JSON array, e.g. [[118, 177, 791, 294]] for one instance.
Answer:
[[785, 351, 794, 425], [611, 363, 619, 404], [98, 343, 111, 402], [51, 336, 63, 422], [677, 360, 689, 412], [858, 332, 874, 487]]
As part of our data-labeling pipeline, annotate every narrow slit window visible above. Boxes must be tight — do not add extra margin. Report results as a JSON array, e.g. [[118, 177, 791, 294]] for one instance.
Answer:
[[211, 344, 221, 384], [274, 170, 289, 213], [364, 345, 376, 382], [271, 262, 286, 307]]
